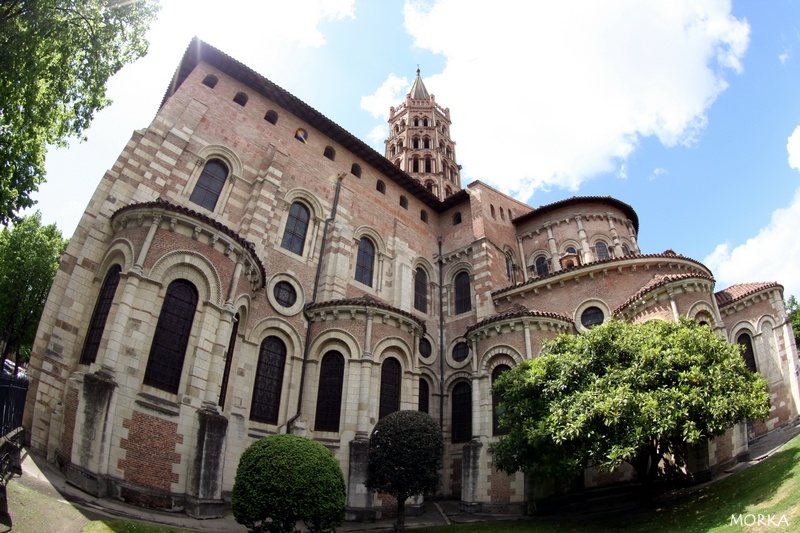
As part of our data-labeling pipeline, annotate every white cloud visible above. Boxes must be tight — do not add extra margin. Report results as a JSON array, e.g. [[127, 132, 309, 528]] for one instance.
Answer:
[[377, 0, 750, 200], [649, 167, 668, 181], [704, 129, 800, 298], [704, 187, 800, 298], [788, 126, 800, 171], [360, 74, 410, 120]]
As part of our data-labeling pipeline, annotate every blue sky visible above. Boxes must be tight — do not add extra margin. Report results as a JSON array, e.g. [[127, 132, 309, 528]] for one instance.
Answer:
[[36, 0, 800, 297]]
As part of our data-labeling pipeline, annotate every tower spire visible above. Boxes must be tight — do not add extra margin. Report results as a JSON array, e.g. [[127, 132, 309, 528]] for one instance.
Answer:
[[384, 69, 459, 200]]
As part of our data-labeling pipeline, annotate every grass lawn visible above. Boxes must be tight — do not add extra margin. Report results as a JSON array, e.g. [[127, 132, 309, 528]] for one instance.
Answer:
[[417, 434, 800, 533]]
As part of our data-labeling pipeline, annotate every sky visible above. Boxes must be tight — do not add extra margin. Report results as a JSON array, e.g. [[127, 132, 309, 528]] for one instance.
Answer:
[[35, 0, 800, 297]]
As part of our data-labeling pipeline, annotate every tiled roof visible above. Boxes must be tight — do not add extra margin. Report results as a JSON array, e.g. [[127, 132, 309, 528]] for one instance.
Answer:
[[715, 282, 782, 307], [512, 196, 640, 233], [466, 304, 572, 334], [306, 294, 426, 332], [112, 198, 267, 287], [492, 252, 710, 298], [614, 272, 714, 315]]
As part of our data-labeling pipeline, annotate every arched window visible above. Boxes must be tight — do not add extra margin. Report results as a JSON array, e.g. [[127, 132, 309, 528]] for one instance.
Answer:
[[280, 202, 310, 255], [425, 157, 432, 173], [233, 92, 248, 106], [80, 264, 122, 365], [201, 75, 218, 88], [400, 196, 408, 209], [314, 351, 345, 432], [622, 244, 631, 256], [413, 118, 419, 127], [264, 110, 278, 124], [423, 118, 429, 127], [189, 159, 229, 211], [420, 210, 428, 223], [446, 187, 453, 197], [534, 255, 550, 277], [351, 164, 361, 177], [355, 237, 375, 286], [144, 279, 198, 393], [250, 336, 286, 425], [451, 381, 472, 443], [376, 180, 386, 194], [595, 241, 610, 260], [581, 306, 604, 329], [737, 332, 757, 372], [492, 364, 511, 435], [379, 357, 402, 419], [412, 157, 420, 173], [413, 137, 420, 149], [418, 379, 429, 414], [505, 252, 516, 282], [452, 211, 461, 224], [454, 271, 471, 314], [423, 138, 430, 149], [414, 267, 428, 313], [426, 182, 433, 192], [490, 205, 496, 219], [219, 313, 239, 409], [566, 246, 577, 255], [323, 146, 335, 161]]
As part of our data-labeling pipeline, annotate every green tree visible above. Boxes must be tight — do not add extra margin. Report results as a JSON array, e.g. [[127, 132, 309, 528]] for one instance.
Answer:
[[366, 410, 444, 532], [490, 319, 770, 489], [786, 295, 800, 346], [0, 212, 65, 371], [0, 0, 159, 224], [232, 434, 345, 533]]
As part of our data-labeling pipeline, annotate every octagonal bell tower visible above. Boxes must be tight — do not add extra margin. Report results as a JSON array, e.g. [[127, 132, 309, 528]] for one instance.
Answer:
[[385, 69, 460, 200]]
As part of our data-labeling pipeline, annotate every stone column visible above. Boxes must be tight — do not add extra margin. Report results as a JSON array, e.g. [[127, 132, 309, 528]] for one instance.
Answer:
[[185, 409, 229, 519], [575, 215, 591, 264], [607, 214, 623, 257], [545, 223, 558, 272], [516, 235, 528, 283]]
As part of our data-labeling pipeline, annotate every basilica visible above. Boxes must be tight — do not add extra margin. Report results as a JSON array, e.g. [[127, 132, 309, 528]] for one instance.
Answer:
[[24, 38, 800, 519]]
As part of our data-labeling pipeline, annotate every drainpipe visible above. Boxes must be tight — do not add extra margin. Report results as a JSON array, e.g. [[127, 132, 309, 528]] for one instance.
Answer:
[[438, 238, 445, 429], [286, 173, 345, 433]]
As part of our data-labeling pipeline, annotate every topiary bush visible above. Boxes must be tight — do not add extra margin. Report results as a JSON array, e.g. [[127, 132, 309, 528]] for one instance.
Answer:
[[367, 410, 444, 532], [232, 434, 345, 533]]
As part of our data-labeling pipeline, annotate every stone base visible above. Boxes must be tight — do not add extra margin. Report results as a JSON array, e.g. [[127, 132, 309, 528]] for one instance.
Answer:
[[185, 495, 226, 519], [345, 507, 381, 522], [63, 463, 109, 498]]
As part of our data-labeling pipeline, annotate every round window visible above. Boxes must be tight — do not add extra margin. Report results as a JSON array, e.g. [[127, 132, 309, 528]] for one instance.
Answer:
[[419, 338, 432, 357], [273, 280, 297, 308], [580, 306, 604, 328], [452, 341, 469, 362]]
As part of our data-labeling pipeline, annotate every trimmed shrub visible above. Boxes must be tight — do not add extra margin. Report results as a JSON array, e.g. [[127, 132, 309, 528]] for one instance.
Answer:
[[367, 410, 444, 532], [232, 434, 345, 533]]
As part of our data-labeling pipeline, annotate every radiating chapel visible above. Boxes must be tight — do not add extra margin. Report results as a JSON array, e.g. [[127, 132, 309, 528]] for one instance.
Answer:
[[24, 39, 800, 519]]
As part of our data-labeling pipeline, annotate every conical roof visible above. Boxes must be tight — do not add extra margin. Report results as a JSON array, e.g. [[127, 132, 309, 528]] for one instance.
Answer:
[[409, 68, 430, 100]]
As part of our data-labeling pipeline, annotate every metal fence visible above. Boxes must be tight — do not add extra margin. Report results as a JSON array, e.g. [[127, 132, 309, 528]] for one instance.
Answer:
[[0, 375, 27, 439]]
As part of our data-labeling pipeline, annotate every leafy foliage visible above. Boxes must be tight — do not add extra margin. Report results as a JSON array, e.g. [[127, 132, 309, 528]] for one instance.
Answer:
[[0, 212, 65, 365], [490, 319, 770, 484], [232, 434, 345, 533], [367, 410, 444, 532], [0, 0, 159, 224], [786, 295, 800, 347]]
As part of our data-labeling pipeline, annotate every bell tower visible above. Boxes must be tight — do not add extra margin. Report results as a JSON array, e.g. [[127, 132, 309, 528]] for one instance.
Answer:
[[385, 69, 460, 200]]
